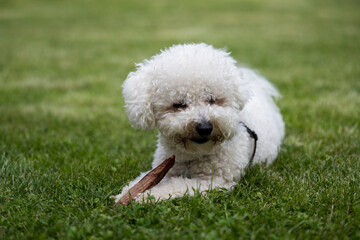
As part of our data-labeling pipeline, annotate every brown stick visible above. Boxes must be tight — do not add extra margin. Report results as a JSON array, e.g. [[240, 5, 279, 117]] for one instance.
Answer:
[[114, 155, 175, 207]]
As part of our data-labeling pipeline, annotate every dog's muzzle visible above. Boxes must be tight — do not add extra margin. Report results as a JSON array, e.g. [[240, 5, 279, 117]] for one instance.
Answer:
[[190, 121, 213, 144], [195, 121, 213, 136]]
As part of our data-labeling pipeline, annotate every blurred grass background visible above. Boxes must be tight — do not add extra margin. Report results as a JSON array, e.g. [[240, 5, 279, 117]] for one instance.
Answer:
[[0, 0, 359, 239]]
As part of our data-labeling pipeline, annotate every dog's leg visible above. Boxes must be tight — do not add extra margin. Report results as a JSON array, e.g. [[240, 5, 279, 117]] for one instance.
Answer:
[[134, 176, 235, 202]]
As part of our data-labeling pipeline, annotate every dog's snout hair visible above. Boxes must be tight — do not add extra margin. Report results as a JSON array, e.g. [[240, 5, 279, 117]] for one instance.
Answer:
[[195, 120, 213, 137]]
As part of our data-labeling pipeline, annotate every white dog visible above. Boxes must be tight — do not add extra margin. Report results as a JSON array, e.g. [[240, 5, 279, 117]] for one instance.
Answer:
[[113, 43, 284, 203]]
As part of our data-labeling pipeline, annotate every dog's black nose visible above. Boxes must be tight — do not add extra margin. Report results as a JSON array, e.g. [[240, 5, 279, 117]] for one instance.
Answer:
[[195, 121, 213, 137]]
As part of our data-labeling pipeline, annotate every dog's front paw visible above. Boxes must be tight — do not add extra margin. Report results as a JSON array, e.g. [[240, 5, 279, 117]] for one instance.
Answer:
[[110, 185, 137, 203], [134, 188, 173, 203], [110, 193, 122, 203], [111, 187, 171, 204]]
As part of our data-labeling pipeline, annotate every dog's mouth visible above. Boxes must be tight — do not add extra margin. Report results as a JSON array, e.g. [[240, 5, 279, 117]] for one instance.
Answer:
[[190, 137, 210, 144]]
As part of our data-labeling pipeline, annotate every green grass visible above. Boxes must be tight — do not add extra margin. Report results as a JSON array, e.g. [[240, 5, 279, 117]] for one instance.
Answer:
[[1, 0, 359, 239]]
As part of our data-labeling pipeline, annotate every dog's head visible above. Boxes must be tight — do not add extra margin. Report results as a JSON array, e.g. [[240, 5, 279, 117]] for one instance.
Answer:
[[123, 43, 250, 154]]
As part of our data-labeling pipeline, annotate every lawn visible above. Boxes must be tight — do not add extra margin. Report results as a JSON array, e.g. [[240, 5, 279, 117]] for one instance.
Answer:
[[0, 0, 359, 239]]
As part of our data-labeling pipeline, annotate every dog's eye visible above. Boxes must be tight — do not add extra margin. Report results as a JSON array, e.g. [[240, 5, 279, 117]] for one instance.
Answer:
[[173, 102, 187, 109], [207, 96, 216, 105]]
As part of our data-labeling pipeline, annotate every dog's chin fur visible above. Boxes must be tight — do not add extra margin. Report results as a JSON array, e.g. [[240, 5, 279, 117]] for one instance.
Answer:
[[113, 43, 285, 203], [174, 136, 224, 155], [180, 139, 216, 155]]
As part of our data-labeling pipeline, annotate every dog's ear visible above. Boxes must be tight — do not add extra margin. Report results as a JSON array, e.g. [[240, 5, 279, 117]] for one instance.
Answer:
[[122, 69, 155, 130], [233, 69, 252, 110]]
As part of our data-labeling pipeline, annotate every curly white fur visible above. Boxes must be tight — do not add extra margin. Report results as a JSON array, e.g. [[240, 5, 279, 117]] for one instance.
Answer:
[[113, 43, 285, 203]]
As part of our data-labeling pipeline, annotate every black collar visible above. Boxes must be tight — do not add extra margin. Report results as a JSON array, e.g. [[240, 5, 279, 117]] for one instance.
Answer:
[[240, 122, 258, 169]]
